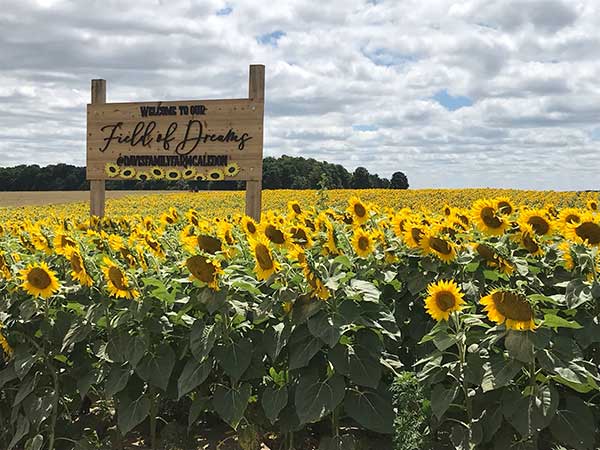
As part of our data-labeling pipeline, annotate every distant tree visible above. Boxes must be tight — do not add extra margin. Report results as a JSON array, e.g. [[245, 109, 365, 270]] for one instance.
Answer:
[[390, 171, 409, 189], [351, 167, 371, 189]]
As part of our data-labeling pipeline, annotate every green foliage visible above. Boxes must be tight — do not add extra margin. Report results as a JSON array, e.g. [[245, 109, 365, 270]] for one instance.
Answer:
[[391, 372, 427, 450]]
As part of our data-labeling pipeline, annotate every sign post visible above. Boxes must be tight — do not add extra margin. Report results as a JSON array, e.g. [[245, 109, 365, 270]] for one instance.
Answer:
[[86, 65, 265, 221]]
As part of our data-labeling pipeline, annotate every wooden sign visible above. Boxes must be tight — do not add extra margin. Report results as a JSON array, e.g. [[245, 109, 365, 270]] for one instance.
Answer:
[[86, 65, 264, 220]]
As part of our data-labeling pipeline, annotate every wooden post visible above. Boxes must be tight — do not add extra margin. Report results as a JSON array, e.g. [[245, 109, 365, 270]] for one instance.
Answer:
[[90, 79, 106, 217], [246, 65, 264, 222]]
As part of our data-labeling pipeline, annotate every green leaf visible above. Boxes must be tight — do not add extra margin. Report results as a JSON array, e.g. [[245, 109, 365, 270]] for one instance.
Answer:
[[288, 326, 323, 370], [105, 365, 130, 398], [8, 415, 29, 450], [0, 365, 17, 389], [190, 321, 216, 363], [308, 311, 341, 348], [124, 334, 147, 368], [117, 393, 151, 435], [262, 385, 288, 424], [24, 435, 43, 450], [344, 387, 394, 434], [77, 369, 101, 399], [178, 358, 212, 399], [319, 435, 356, 450], [14, 373, 37, 406], [264, 322, 291, 361], [543, 314, 583, 329], [481, 356, 523, 392], [61, 321, 91, 353], [483, 270, 499, 281], [295, 373, 345, 424], [349, 279, 380, 302], [550, 396, 595, 450], [212, 383, 252, 430], [329, 344, 350, 376], [214, 339, 252, 383], [505, 331, 534, 363], [431, 384, 459, 420], [188, 395, 209, 428], [14, 350, 36, 379], [292, 295, 323, 323], [136, 343, 176, 391], [348, 347, 381, 389]]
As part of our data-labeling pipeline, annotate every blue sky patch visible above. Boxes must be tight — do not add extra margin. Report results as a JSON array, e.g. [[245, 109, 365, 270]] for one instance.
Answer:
[[352, 124, 378, 132], [433, 89, 474, 111], [216, 6, 232, 16], [257, 30, 286, 46]]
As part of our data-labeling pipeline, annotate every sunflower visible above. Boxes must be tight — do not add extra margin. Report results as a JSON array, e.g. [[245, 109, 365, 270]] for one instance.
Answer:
[[288, 201, 303, 216], [101, 257, 139, 299], [241, 216, 258, 237], [0, 253, 11, 279], [517, 223, 544, 257], [442, 204, 453, 217], [557, 208, 582, 230], [53, 232, 77, 256], [120, 167, 136, 179], [136, 171, 151, 181], [564, 212, 600, 247], [351, 227, 375, 258], [495, 197, 515, 216], [519, 209, 552, 236], [347, 197, 369, 224], [557, 241, 574, 270], [290, 225, 313, 248], [166, 169, 181, 181], [480, 289, 536, 331], [420, 233, 457, 263], [0, 324, 12, 358], [19, 262, 60, 299], [186, 255, 222, 290], [195, 234, 223, 254], [475, 243, 513, 274], [225, 162, 240, 177], [471, 199, 508, 236], [423, 279, 465, 322], [391, 210, 411, 237], [195, 173, 206, 181], [587, 199, 598, 212], [403, 222, 426, 249], [182, 167, 197, 180], [151, 166, 165, 179], [69, 250, 93, 287], [262, 222, 289, 247], [105, 162, 120, 178], [208, 169, 225, 181], [252, 238, 280, 280]]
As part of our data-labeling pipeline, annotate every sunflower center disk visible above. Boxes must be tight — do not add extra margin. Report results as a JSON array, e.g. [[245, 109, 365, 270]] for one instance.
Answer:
[[255, 245, 274, 270], [481, 207, 502, 228], [28, 267, 51, 289], [430, 237, 452, 255], [186, 256, 215, 283], [197, 235, 222, 254], [528, 217, 549, 235], [411, 228, 424, 244], [491, 292, 533, 321], [71, 254, 83, 272], [354, 204, 366, 218], [265, 226, 285, 244], [435, 291, 456, 312], [576, 222, 600, 245], [358, 236, 369, 251], [108, 266, 128, 290]]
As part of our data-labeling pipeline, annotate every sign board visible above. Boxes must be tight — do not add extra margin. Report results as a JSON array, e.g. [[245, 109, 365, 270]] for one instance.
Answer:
[[86, 65, 264, 220]]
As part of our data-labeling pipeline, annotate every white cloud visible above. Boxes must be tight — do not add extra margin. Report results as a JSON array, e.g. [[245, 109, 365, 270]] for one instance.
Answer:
[[0, 0, 599, 189]]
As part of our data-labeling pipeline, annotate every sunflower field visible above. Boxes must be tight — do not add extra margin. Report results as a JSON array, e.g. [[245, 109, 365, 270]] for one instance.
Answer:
[[0, 189, 599, 450]]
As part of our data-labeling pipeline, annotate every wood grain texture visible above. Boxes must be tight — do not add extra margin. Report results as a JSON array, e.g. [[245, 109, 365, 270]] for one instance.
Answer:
[[90, 79, 106, 217]]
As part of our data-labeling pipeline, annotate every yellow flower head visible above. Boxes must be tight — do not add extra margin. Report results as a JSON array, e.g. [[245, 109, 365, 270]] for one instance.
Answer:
[[471, 199, 508, 236], [19, 261, 60, 299], [424, 279, 465, 322], [252, 238, 280, 281], [101, 257, 139, 299], [519, 209, 553, 237], [351, 227, 375, 258], [420, 232, 457, 263], [564, 212, 600, 247], [347, 197, 369, 225], [480, 289, 536, 331], [186, 255, 222, 290]]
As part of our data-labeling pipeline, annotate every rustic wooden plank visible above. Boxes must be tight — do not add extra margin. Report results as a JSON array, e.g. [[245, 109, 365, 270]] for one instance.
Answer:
[[90, 79, 106, 217], [245, 65, 265, 221]]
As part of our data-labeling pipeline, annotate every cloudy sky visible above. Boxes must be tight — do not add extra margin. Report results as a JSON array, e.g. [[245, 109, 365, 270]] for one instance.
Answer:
[[1, 0, 599, 190]]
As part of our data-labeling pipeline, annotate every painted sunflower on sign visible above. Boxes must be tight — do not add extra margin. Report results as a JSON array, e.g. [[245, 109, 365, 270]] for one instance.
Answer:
[[101, 257, 139, 299], [151, 166, 165, 179], [166, 169, 181, 181], [19, 262, 60, 299], [105, 162, 120, 178], [136, 171, 151, 181], [480, 289, 536, 331], [120, 167, 136, 179], [424, 279, 465, 322], [182, 167, 197, 180], [225, 162, 240, 177], [208, 169, 225, 181]]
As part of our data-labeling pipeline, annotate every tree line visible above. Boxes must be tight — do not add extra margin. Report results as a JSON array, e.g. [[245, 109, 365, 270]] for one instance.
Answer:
[[0, 156, 409, 191]]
